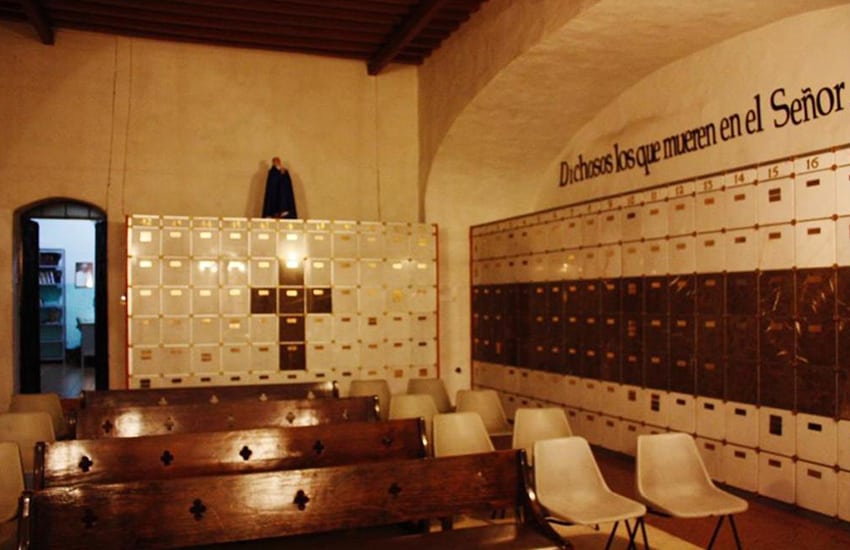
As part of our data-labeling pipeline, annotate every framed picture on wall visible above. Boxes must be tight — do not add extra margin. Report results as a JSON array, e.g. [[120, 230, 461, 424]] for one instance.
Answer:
[[75, 262, 94, 288]]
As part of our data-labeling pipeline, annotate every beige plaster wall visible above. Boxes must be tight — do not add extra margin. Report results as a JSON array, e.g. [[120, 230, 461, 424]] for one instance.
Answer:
[[417, 0, 598, 216], [417, 0, 601, 398], [538, 4, 850, 208], [0, 23, 418, 403], [420, 2, 850, 396]]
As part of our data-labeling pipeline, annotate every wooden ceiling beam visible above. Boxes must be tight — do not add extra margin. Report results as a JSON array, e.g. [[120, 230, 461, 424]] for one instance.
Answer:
[[168, 0, 410, 18], [50, 13, 377, 55], [59, 22, 380, 61], [56, 0, 402, 27], [287, 0, 414, 15], [0, 0, 489, 69], [367, 0, 449, 75], [49, 3, 387, 44], [20, 0, 54, 44], [0, 8, 25, 19], [50, 0, 393, 32]]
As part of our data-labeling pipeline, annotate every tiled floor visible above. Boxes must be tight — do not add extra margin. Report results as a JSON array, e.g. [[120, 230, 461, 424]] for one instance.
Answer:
[[39, 363, 94, 398], [449, 510, 698, 549], [594, 447, 850, 549]]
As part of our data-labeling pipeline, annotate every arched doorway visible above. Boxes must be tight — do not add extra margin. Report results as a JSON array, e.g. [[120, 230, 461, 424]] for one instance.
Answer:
[[17, 199, 108, 395]]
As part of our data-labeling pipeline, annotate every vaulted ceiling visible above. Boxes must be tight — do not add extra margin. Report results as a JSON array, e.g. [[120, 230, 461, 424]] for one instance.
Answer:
[[0, 0, 487, 74]]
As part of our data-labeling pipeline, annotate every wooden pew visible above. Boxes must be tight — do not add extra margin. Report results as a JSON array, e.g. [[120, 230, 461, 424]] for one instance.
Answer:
[[80, 381, 338, 409], [18, 450, 571, 550], [75, 395, 378, 439], [34, 417, 426, 489]]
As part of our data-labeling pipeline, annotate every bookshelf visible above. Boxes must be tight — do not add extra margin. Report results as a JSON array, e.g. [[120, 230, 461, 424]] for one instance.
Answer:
[[39, 248, 65, 362]]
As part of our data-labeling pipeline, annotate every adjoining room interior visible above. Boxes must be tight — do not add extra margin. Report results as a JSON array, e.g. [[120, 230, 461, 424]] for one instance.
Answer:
[[34, 218, 96, 398]]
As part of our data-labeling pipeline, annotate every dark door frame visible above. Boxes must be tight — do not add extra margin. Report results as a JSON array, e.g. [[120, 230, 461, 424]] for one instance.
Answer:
[[16, 199, 108, 393]]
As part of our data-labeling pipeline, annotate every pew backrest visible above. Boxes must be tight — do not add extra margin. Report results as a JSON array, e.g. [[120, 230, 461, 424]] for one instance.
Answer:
[[19, 449, 567, 550], [80, 381, 338, 409], [74, 395, 378, 439], [35, 417, 427, 488]]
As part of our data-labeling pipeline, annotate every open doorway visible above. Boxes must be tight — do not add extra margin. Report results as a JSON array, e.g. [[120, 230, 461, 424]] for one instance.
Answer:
[[17, 200, 108, 397]]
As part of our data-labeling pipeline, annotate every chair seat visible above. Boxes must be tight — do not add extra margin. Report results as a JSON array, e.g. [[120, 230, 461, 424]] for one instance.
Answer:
[[543, 491, 646, 526], [432, 412, 495, 457], [641, 488, 748, 519]]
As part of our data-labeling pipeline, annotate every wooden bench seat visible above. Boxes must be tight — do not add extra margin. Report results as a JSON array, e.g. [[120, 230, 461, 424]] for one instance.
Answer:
[[18, 449, 570, 550], [80, 381, 338, 409], [74, 395, 378, 439], [35, 417, 426, 489]]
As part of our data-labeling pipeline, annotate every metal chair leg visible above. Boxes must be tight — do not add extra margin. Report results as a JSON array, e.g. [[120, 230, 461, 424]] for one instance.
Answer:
[[729, 514, 743, 550], [638, 517, 650, 550], [604, 520, 620, 550], [624, 519, 641, 550], [707, 515, 726, 550], [707, 514, 744, 550]]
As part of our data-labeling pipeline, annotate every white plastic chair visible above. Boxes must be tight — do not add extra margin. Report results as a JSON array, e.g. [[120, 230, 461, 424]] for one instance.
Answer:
[[0, 442, 24, 550], [432, 412, 494, 457], [636, 432, 748, 549], [0, 411, 56, 489], [348, 379, 391, 421], [407, 377, 453, 412], [455, 389, 511, 437], [535, 437, 646, 549], [512, 407, 573, 465], [388, 393, 439, 450], [10, 392, 70, 440]]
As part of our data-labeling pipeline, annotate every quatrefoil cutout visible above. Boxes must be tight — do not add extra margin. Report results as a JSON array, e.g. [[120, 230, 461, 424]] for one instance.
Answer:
[[78, 455, 93, 473], [293, 490, 310, 511], [239, 446, 253, 460], [101, 419, 114, 434], [161, 450, 174, 466], [190, 499, 207, 520]]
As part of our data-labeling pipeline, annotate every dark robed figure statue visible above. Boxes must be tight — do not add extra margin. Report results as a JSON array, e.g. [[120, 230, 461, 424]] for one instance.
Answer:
[[262, 156, 297, 219]]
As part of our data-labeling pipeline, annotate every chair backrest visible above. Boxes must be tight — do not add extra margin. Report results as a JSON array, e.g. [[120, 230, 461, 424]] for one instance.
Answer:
[[534, 436, 609, 503], [10, 393, 69, 439], [407, 377, 452, 412], [455, 389, 511, 435], [512, 407, 573, 465], [388, 393, 438, 446], [636, 432, 715, 500], [432, 412, 494, 457], [349, 379, 391, 420], [0, 441, 24, 523], [0, 412, 56, 473]]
